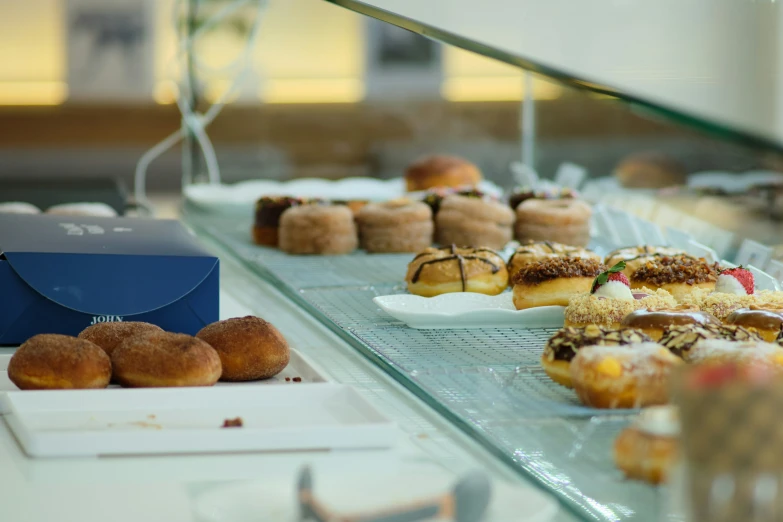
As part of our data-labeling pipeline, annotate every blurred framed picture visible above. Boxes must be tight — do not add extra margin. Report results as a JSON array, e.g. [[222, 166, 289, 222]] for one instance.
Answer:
[[364, 20, 442, 100]]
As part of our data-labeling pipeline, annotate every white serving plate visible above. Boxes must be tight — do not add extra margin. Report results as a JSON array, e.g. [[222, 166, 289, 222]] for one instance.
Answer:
[[192, 469, 559, 522], [184, 177, 504, 215], [373, 293, 565, 329], [0, 383, 396, 458]]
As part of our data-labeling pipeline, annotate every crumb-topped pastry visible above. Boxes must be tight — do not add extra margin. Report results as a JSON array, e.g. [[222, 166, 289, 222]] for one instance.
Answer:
[[621, 305, 720, 341], [405, 245, 508, 297], [512, 257, 604, 309], [564, 261, 677, 328], [629, 255, 718, 301], [725, 306, 783, 342], [604, 246, 685, 278], [659, 324, 762, 358], [541, 325, 652, 388], [507, 240, 600, 281], [570, 343, 683, 409], [614, 405, 679, 484]]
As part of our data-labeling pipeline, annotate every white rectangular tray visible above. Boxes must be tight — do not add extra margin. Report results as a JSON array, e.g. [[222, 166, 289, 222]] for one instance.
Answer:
[[0, 383, 396, 458]]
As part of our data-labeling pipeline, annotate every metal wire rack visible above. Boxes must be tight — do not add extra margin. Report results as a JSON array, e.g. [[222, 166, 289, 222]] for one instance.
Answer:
[[190, 213, 669, 522]]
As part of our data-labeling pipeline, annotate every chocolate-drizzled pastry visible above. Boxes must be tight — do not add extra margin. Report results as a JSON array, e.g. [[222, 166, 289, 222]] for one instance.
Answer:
[[726, 306, 783, 342], [659, 324, 762, 358], [405, 245, 508, 297]]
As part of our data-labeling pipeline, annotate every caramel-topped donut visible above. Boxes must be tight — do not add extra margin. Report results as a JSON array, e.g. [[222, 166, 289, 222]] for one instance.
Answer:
[[8, 334, 111, 390], [405, 155, 482, 192], [620, 305, 720, 341], [512, 257, 604, 309], [725, 306, 783, 342], [435, 195, 515, 250], [541, 325, 652, 388], [356, 199, 433, 253], [507, 240, 600, 281], [659, 323, 762, 358], [570, 343, 683, 409], [629, 255, 718, 301], [604, 246, 686, 278], [405, 245, 507, 297], [514, 199, 592, 247]]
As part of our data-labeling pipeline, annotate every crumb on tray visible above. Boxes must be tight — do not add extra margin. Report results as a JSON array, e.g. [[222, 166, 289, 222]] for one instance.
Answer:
[[222, 417, 244, 428]]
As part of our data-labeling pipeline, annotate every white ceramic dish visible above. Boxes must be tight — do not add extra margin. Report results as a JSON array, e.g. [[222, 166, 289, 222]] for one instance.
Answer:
[[183, 177, 504, 215], [192, 469, 559, 522], [373, 293, 565, 329], [0, 383, 396, 458]]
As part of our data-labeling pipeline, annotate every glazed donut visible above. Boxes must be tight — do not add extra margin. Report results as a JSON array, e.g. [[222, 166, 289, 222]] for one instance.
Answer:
[[111, 332, 222, 388], [507, 240, 600, 281], [278, 204, 358, 255], [659, 323, 762, 358], [620, 305, 720, 341], [405, 155, 482, 192], [614, 152, 687, 189], [512, 257, 604, 309], [196, 316, 290, 381], [725, 306, 783, 342], [564, 288, 677, 328], [78, 321, 164, 357], [405, 245, 508, 297], [0, 201, 41, 214], [614, 406, 679, 484], [541, 325, 652, 388], [435, 195, 514, 250], [514, 199, 593, 247], [570, 343, 683, 409], [604, 246, 686, 278], [629, 255, 718, 301], [682, 339, 783, 367], [356, 199, 433, 253], [252, 196, 309, 247], [46, 202, 118, 217], [8, 334, 111, 390]]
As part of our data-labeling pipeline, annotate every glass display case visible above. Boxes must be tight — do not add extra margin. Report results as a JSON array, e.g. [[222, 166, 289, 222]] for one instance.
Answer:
[[180, 1, 783, 521]]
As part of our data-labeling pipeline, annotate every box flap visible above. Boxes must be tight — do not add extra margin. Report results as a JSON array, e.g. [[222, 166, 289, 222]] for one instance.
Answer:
[[3, 253, 218, 316]]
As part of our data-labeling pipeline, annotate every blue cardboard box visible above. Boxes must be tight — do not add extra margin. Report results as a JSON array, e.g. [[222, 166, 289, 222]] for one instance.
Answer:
[[0, 214, 219, 345]]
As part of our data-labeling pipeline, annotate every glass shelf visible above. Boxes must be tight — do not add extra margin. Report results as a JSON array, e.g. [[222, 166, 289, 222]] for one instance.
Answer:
[[322, 0, 783, 152]]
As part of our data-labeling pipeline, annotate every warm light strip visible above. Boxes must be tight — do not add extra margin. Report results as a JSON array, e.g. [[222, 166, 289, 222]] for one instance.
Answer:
[[442, 76, 562, 102], [0, 81, 68, 106], [261, 78, 364, 104]]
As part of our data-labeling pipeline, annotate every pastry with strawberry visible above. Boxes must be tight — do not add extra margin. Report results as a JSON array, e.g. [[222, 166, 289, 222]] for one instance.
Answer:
[[682, 266, 783, 321], [565, 261, 677, 328]]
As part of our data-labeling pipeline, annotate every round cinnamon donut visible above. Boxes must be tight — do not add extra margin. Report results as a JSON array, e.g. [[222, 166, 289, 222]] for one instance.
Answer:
[[78, 321, 163, 357], [8, 334, 111, 390], [278, 204, 358, 255], [111, 332, 222, 388], [405, 245, 508, 296], [196, 316, 290, 381], [515, 199, 592, 247], [356, 199, 433, 253], [435, 195, 514, 250], [405, 155, 482, 192], [614, 152, 687, 189]]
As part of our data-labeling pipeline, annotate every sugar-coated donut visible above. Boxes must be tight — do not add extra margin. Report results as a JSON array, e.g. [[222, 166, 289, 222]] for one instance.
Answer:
[[620, 305, 720, 341], [725, 306, 783, 342], [629, 255, 718, 301], [405, 245, 508, 297], [111, 332, 222, 388], [541, 326, 652, 388], [278, 204, 358, 255], [614, 152, 687, 189], [405, 155, 482, 192], [507, 240, 600, 282], [512, 257, 604, 309], [435, 195, 514, 250], [570, 343, 683, 409], [356, 199, 433, 253], [508, 186, 578, 211], [252, 196, 309, 247], [514, 199, 592, 247], [8, 334, 111, 390], [78, 321, 164, 357], [46, 202, 118, 217], [564, 288, 677, 328], [614, 406, 679, 484], [0, 201, 41, 214], [659, 323, 762, 358], [604, 246, 686, 278], [196, 316, 290, 381], [683, 339, 783, 367]]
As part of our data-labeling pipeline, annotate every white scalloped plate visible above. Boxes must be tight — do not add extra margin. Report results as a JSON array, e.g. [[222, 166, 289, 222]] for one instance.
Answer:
[[373, 293, 565, 329]]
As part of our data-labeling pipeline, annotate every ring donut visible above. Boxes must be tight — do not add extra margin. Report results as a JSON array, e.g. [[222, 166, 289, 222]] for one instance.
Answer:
[[436, 195, 514, 250], [356, 200, 434, 253]]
